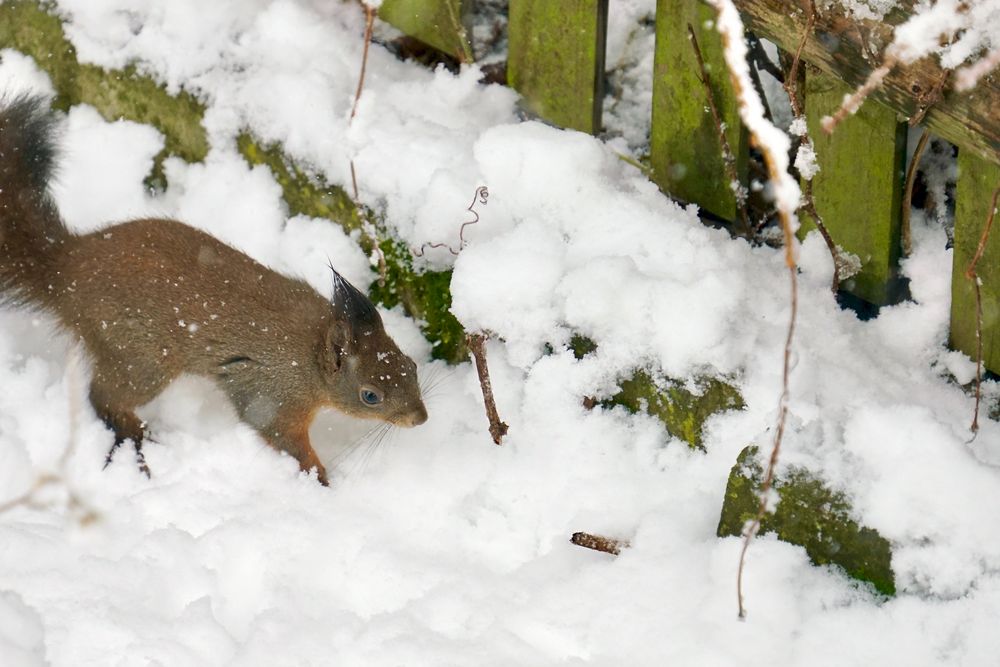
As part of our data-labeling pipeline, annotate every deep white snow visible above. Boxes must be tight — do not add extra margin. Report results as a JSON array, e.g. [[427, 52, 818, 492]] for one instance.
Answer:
[[1, 1, 999, 665]]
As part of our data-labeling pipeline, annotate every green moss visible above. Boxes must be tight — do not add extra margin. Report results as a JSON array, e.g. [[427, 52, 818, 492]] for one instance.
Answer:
[[370, 239, 468, 364], [606, 370, 744, 450], [237, 134, 468, 364], [237, 133, 365, 236], [0, 0, 208, 170], [718, 446, 896, 596]]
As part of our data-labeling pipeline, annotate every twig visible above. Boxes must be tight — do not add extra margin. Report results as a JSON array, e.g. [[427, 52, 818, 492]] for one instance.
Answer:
[[909, 69, 951, 127], [413, 186, 489, 257], [821, 56, 898, 135], [687, 24, 750, 237], [466, 332, 508, 445], [901, 129, 931, 257], [964, 181, 1000, 434], [350, 4, 377, 122], [783, 2, 842, 293], [0, 347, 98, 524], [706, 0, 800, 619], [348, 3, 388, 286], [571, 532, 629, 555]]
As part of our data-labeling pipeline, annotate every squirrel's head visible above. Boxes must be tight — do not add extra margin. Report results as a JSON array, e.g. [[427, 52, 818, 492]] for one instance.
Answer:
[[318, 269, 427, 428]]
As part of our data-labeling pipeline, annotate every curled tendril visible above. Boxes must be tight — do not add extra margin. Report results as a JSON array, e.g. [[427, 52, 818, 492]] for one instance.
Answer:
[[413, 185, 489, 257]]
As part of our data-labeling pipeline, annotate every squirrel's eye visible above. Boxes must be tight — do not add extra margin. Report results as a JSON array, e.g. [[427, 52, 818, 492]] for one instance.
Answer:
[[360, 388, 382, 406]]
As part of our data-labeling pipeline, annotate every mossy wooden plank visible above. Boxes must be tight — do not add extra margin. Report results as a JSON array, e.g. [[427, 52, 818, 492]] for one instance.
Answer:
[[378, 0, 473, 63], [950, 151, 1000, 374], [507, 0, 608, 134], [650, 0, 747, 220], [718, 446, 895, 596], [0, 0, 208, 171], [803, 70, 906, 305]]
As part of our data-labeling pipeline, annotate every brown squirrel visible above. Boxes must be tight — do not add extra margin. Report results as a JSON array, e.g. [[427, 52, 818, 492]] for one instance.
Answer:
[[0, 95, 427, 485]]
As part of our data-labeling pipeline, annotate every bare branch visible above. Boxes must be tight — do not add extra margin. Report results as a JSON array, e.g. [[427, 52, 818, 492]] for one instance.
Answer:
[[705, 0, 800, 619], [964, 181, 1000, 434], [466, 332, 509, 445], [901, 129, 931, 257]]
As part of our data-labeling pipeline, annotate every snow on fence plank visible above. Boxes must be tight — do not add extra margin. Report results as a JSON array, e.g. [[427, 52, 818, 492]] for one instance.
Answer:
[[651, 0, 748, 221], [506, 0, 609, 134], [803, 70, 907, 306]]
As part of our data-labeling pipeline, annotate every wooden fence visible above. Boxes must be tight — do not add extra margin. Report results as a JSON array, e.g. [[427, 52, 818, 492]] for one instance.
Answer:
[[377, 0, 1000, 375]]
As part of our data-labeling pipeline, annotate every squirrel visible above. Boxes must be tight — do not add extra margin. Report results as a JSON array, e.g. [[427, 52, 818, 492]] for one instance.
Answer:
[[0, 95, 427, 485]]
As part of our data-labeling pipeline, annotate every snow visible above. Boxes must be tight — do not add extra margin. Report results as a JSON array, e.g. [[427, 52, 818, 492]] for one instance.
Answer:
[[1, 1, 1000, 665]]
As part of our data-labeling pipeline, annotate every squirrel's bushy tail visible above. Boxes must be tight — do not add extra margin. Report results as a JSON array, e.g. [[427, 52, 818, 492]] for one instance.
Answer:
[[0, 94, 68, 307]]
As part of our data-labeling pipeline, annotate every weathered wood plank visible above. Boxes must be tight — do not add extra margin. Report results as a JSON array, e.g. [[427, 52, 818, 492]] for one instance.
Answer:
[[507, 0, 609, 134], [950, 152, 1000, 374], [804, 69, 907, 305], [732, 0, 1000, 167], [378, 0, 473, 63], [650, 0, 747, 220]]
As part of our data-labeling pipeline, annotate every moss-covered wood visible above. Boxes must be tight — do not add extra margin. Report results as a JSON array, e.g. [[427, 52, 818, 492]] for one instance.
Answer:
[[949, 151, 1000, 375], [718, 446, 895, 596], [572, 337, 744, 449], [802, 70, 907, 305], [0, 0, 209, 181], [606, 371, 744, 450], [650, 0, 747, 220], [237, 135, 468, 364], [507, 0, 609, 134], [378, 0, 473, 63]]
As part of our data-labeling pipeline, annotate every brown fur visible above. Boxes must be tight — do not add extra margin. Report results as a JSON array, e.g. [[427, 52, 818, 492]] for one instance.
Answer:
[[0, 95, 427, 485]]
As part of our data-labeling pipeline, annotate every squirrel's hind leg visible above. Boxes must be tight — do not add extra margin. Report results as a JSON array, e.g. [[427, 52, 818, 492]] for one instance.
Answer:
[[90, 383, 152, 479]]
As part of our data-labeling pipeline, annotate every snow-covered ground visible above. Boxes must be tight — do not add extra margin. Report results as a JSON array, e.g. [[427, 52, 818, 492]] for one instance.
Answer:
[[1, 1, 1000, 665]]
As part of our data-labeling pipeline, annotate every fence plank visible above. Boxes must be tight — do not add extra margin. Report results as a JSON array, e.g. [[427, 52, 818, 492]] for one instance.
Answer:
[[507, 0, 608, 134], [804, 69, 906, 305], [650, 0, 746, 221], [950, 152, 1000, 374], [378, 0, 473, 62]]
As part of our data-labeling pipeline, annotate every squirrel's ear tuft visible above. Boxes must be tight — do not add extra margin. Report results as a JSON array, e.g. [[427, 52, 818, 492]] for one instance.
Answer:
[[329, 266, 379, 329]]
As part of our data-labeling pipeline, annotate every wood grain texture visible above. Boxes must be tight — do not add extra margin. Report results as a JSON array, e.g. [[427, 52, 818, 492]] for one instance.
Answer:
[[951, 152, 1000, 374], [803, 69, 906, 305], [650, 0, 747, 220], [507, 0, 608, 134]]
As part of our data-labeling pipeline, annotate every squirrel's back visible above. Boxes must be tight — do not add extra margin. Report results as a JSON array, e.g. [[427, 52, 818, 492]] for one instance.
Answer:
[[0, 94, 69, 307]]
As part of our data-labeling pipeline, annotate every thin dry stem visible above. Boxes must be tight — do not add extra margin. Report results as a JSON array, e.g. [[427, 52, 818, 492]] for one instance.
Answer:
[[413, 186, 489, 257], [783, 3, 842, 293], [348, 4, 387, 286], [901, 129, 931, 257], [964, 181, 1000, 434], [821, 57, 897, 135], [466, 332, 508, 445], [688, 24, 750, 237]]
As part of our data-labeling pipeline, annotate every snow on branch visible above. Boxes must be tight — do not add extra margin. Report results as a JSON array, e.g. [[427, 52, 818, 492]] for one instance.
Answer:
[[706, 0, 800, 620]]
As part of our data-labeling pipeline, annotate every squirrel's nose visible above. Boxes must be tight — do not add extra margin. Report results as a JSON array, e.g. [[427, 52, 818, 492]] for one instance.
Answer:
[[396, 403, 427, 427]]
